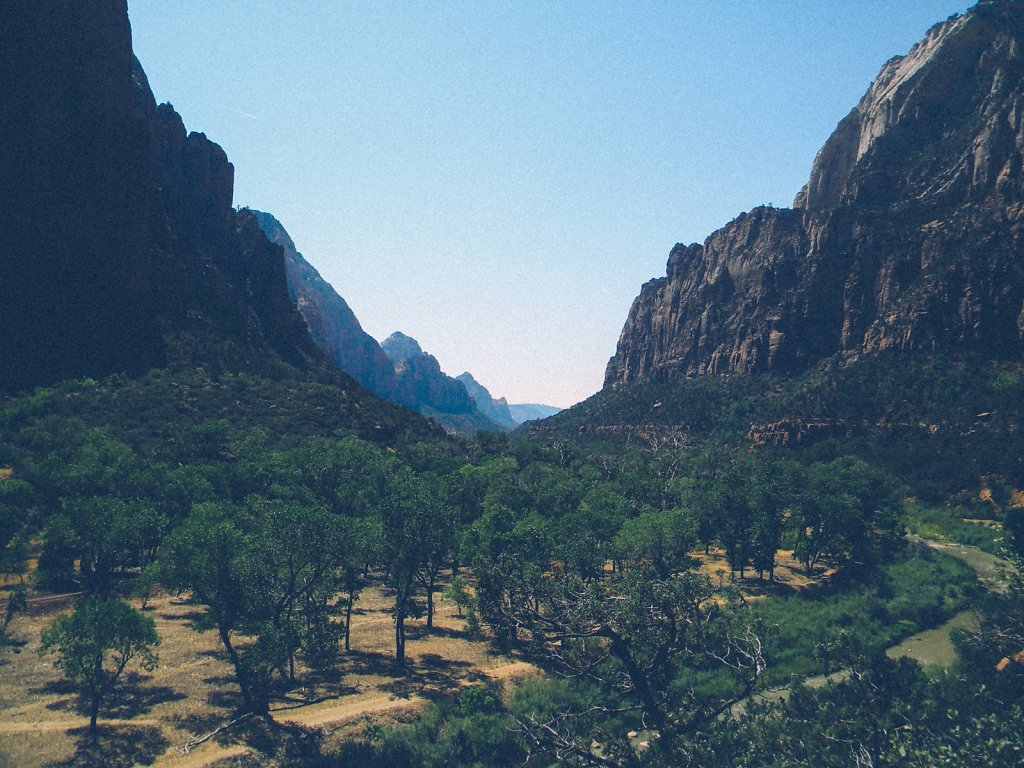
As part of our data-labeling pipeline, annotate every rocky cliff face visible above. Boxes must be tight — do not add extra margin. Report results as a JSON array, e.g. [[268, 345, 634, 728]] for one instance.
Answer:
[[605, 0, 1024, 388], [380, 333, 503, 433], [0, 0, 319, 393], [252, 211, 399, 398], [456, 373, 517, 430], [381, 333, 473, 412]]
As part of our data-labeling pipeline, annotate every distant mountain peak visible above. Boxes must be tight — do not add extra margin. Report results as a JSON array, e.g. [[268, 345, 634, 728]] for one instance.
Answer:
[[381, 332, 424, 363], [252, 210, 402, 399], [456, 372, 516, 429]]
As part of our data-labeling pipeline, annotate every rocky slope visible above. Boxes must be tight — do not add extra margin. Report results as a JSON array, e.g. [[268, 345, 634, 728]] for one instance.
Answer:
[[508, 403, 563, 424], [252, 211, 399, 398], [456, 373, 517, 429], [605, 0, 1024, 388], [0, 0, 320, 394], [381, 333, 502, 433], [456, 373, 562, 426]]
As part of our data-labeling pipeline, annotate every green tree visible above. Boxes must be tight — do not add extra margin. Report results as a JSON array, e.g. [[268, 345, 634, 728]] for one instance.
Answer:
[[487, 562, 765, 767], [414, 479, 455, 630], [40, 596, 159, 733], [0, 478, 33, 584], [379, 467, 445, 664], [157, 503, 266, 711], [48, 496, 164, 596], [613, 507, 697, 578]]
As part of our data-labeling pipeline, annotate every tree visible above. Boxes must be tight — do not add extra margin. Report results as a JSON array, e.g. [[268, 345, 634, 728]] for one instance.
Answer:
[[0, 478, 33, 586], [1, 584, 27, 644], [379, 467, 448, 663], [157, 503, 266, 712], [414, 485, 455, 630], [248, 499, 348, 678], [159, 499, 349, 711], [793, 458, 901, 573], [40, 596, 159, 733], [613, 507, 697, 578], [482, 558, 765, 767], [49, 496, 164, 596], [443, 576, 472, 618]]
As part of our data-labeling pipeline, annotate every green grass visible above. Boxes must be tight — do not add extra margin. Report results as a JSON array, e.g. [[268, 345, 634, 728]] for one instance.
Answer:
[[751, 544, 977, 684], [904, 502, 1005, 554]]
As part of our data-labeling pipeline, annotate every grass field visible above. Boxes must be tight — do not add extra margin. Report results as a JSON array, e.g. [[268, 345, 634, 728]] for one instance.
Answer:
[[0, 577, 537, 768]]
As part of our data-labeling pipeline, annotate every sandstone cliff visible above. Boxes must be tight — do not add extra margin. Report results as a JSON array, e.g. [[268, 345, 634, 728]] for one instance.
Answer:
[[605, 0, 1024, 388], [252, 211, 399, 398], [456, 373, 518, 430], [0, 0, 319, 393], [381, 333, 503, 433]]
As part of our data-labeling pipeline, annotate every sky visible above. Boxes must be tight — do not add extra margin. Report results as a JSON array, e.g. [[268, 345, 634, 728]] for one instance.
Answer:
[[127, 1, 971, 408]]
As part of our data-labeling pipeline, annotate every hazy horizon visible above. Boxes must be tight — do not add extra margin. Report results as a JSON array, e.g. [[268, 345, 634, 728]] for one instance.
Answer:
[[128, 1, 970, 408]]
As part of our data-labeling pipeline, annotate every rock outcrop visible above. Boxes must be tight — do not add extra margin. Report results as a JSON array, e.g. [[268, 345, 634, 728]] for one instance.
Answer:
[[455, 373, 562, 426], [0, 0, 319, 393], [381, 333, 502, 433], [252, 211, 399, 398], [456, 373, 517, 430], [605, 0, 1024, 388]]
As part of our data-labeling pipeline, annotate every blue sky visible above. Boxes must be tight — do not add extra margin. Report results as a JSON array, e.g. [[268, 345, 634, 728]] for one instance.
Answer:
[[128, 1, 970, 407]]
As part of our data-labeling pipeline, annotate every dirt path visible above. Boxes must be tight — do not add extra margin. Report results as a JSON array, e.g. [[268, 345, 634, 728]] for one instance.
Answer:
[[273, 692, 425, 729], [269, 660, 537, 730], [0, 577, 536, 768], [916, 537, 1012, 590], [886, 609, 979, 668], [156, 745, 250, 768], [0, 717, 160, 735]]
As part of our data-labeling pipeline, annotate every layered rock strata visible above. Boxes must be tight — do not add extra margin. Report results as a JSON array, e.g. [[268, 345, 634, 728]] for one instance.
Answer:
[[605, 0, 1024, 388]]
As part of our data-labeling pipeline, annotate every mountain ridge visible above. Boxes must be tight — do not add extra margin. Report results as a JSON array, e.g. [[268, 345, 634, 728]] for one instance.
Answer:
[[251, 210, 400, 399], [0, 0, 325, 393], [604, 0, 1024, 389]]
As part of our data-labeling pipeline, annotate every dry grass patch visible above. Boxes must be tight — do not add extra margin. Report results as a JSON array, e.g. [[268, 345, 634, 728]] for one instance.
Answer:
[[0, 576, 535, 768], [691, 548, 837, 601]]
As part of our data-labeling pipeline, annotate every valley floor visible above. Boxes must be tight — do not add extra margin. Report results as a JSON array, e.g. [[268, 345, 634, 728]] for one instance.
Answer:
[[0, 577, 537, 768]]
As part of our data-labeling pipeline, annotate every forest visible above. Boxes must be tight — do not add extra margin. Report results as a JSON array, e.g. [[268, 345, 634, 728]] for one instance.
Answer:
[[1, 361, 1022, 767]]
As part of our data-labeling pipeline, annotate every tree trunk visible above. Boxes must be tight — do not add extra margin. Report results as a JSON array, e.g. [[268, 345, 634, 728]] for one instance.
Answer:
[[395, 615, 406, 665], [219, 624, 255, 713], [425, 574, 435, 629], [89, 696, 100, 734], [344, 590, 354, 652], [88, 651, 103, 733]]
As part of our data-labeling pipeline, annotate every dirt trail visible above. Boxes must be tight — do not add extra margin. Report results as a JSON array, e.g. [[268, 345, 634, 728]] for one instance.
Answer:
[[0, 717, 160, 735], [269, 660, 537, 730], [1, 578, 535, 768], [273, 692, 424, 729], [156, 745, 250, 768]]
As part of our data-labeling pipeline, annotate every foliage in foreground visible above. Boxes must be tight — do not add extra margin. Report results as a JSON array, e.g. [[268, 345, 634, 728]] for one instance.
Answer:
[[40, 596, 159, 733]]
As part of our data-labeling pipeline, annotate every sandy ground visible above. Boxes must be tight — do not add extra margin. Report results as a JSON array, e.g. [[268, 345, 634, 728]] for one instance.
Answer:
[[0, 577, 537, 768], [0, 549, 835, 768], [692, 547, 837, 599]]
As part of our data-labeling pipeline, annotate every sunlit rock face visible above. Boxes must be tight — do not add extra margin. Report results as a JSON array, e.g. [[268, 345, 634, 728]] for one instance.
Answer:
[[606, 0, 1024, 389], [1, 0, 318, 393], [253, 211, 400, 399], [457, 372, 517, 430], [382, 333, 473, 413]]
